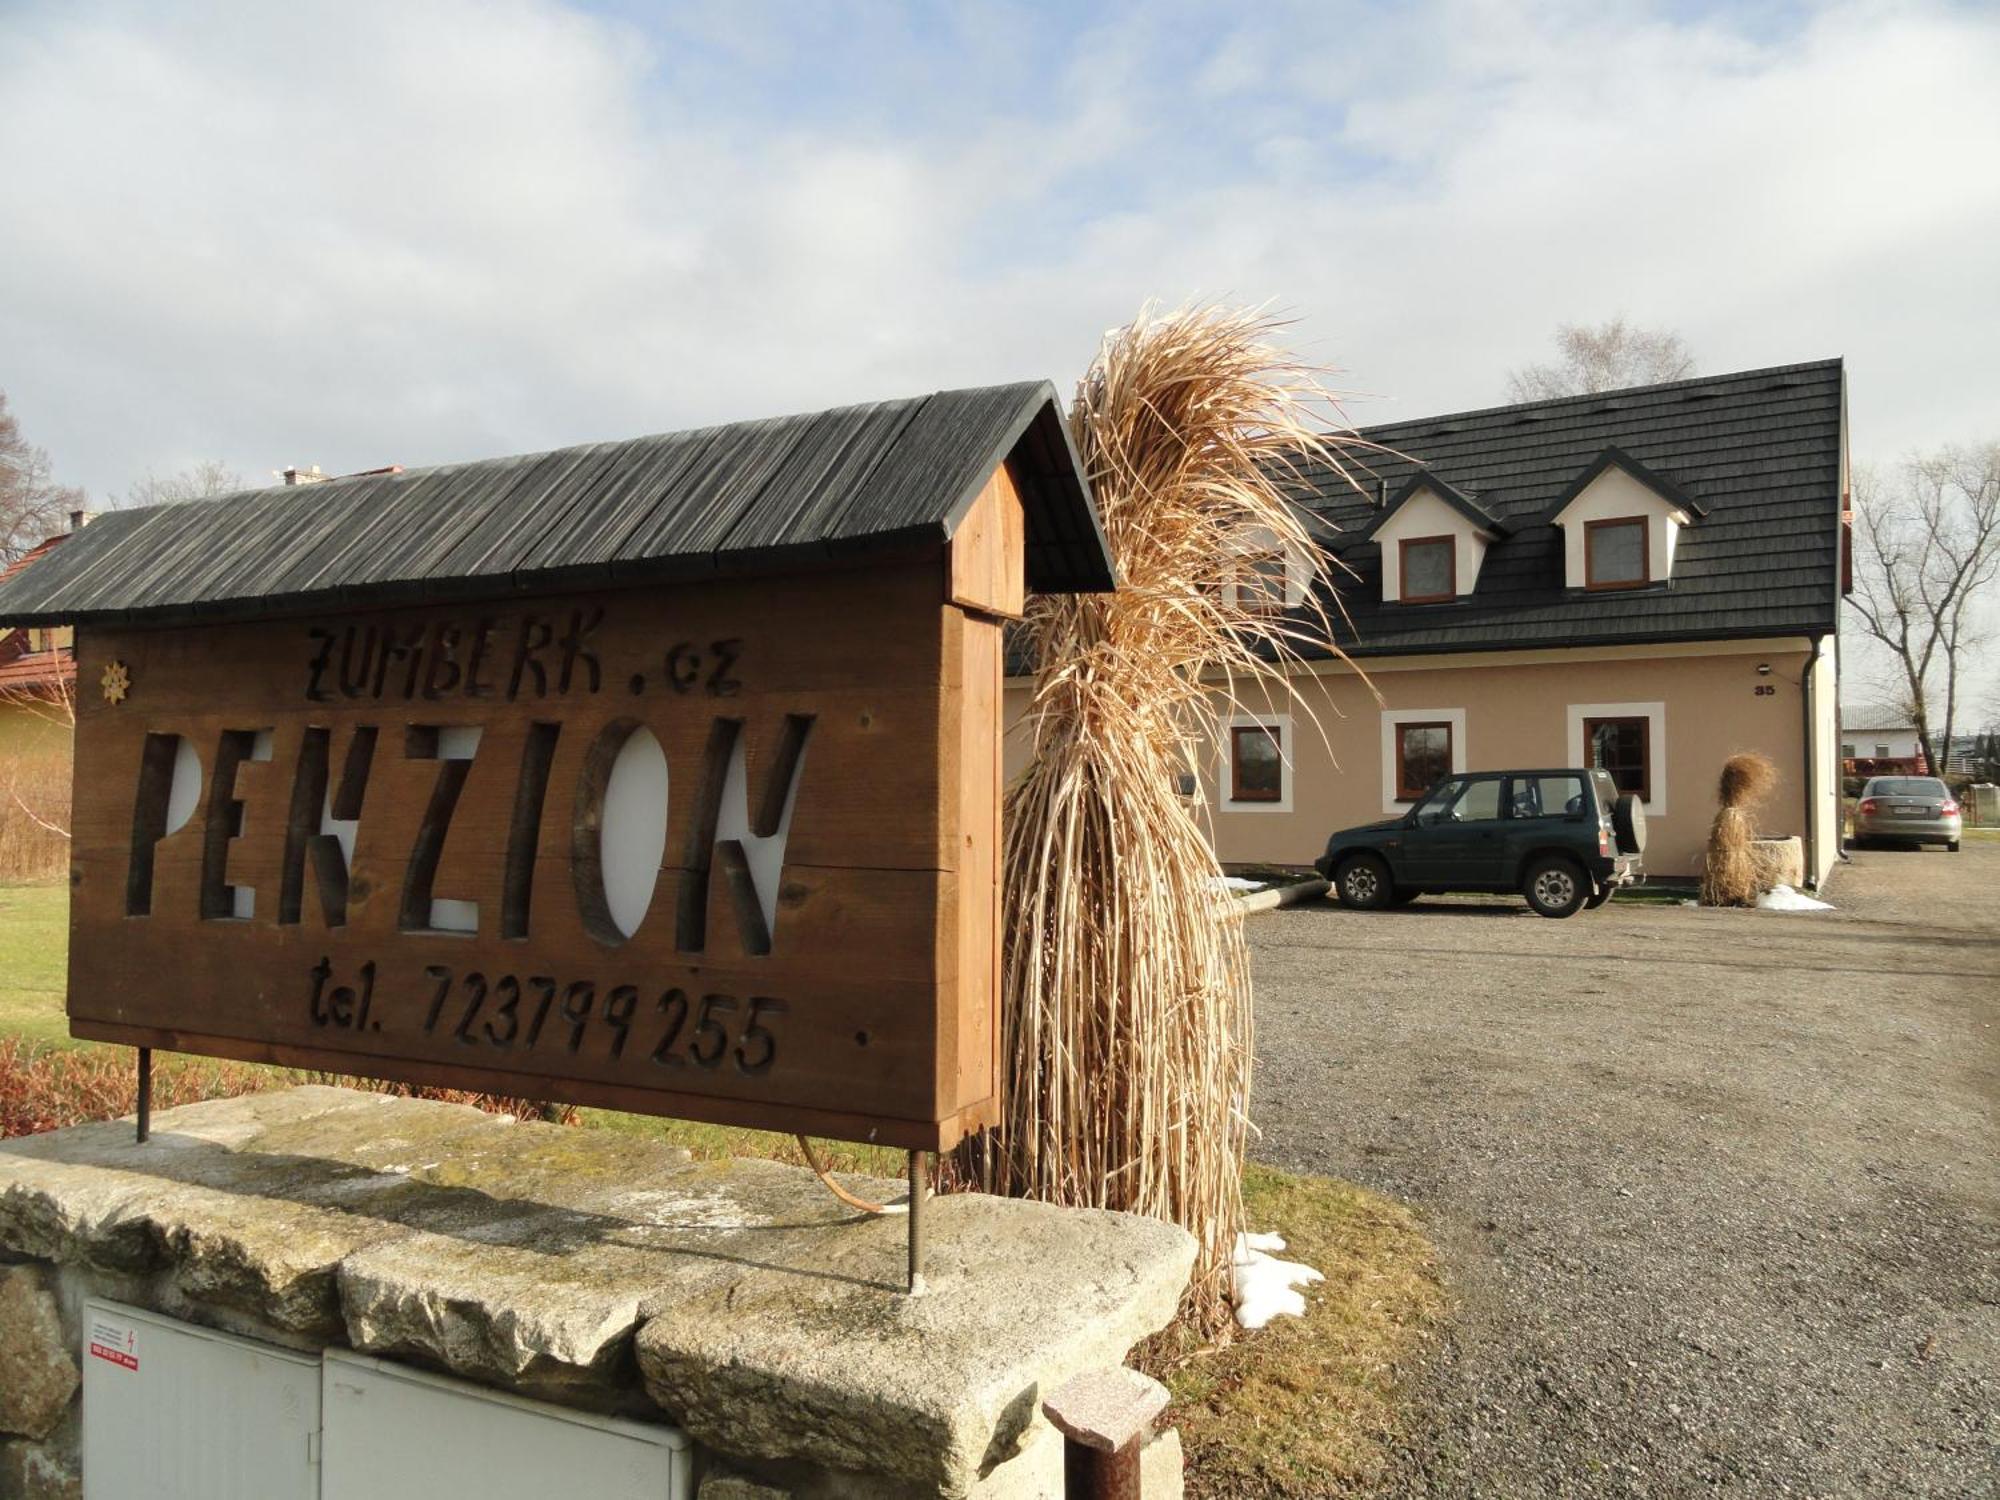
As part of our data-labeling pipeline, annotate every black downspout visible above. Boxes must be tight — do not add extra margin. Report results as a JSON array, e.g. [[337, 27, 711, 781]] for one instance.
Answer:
[[1800, 634, 1824, 888]]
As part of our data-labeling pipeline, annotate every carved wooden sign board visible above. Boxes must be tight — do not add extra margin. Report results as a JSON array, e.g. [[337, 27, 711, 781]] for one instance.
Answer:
[[3, 384, 1112, 1151]]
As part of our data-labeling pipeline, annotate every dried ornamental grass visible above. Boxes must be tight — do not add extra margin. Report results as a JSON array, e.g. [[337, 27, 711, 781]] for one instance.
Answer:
[[958, 305, 1363, 1332], [0, 750, 70, 883], [1717, 749, 1777, 809], [1700, 751, 1778, 907]]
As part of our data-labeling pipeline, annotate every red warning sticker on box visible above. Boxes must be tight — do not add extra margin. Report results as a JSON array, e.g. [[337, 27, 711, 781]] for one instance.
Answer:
[[87, 1314, 138, 1372]]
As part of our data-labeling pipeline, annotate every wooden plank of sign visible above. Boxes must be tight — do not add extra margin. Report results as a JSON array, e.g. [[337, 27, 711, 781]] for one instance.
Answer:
[[946, 606, 1002, 1121], [948, 462, 1027, 621], [66, 546, 1007, 1149]]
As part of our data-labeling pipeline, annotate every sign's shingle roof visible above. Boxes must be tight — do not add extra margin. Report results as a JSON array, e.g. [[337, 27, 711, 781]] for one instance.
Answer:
[[1298, 358, 1845, 658], [0, 381, 1111, 628]]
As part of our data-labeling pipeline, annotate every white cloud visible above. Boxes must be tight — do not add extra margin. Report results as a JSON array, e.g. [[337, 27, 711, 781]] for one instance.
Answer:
[[0, 0, 1995, 510]]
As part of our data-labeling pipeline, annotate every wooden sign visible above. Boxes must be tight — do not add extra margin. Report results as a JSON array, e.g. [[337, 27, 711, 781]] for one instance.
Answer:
[[65, 477, 1025, 1150]]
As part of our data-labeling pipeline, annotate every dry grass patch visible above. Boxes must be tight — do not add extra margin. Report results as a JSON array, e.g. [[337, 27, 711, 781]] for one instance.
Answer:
[[0, 754, 68, 883], [1142, 1163, 1445, 1499]]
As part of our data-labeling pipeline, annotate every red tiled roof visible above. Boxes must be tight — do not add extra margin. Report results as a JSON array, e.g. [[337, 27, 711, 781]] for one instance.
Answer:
[[0, 533, 69, 589], [0, 647, 74, 696], [0, 535, 73, 687]]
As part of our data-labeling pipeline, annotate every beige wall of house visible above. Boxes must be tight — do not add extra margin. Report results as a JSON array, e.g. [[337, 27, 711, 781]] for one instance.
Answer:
[[1005, 635, 1837, 887]]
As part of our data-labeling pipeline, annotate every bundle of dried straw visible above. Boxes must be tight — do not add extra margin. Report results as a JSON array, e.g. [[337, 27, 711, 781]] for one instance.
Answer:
[[1700, 751, 1778, 906], [956, 306, 1360, 1330]]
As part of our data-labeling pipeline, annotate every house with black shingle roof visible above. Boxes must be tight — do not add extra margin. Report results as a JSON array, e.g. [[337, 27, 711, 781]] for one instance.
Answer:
[[1004, 358, 1849, 888]]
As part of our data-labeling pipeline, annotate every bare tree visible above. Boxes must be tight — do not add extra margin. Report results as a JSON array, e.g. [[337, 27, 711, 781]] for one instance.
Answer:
[[1506, 317, 1697, 401], [0, 390, 87, 563], [1846, 444, 2000, 777], [119, 459, 244, 508]]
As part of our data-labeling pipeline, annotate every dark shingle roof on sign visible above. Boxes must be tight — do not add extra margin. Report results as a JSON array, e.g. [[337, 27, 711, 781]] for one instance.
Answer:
[[0, 382, 1113, 627], [1292, 358, 1844, 658]]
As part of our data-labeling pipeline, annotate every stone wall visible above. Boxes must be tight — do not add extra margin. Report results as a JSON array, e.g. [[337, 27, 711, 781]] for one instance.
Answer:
[[0, 1087, 1192, 1499]]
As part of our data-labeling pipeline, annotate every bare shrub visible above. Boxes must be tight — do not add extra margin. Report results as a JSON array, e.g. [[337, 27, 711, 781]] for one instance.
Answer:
[[0, 1039, 581, 1140], [0, 1038, 275, 1139]]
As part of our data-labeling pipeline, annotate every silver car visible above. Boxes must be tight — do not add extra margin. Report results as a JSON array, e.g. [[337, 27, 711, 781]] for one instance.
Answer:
[[1851, 775, 1963, 851]]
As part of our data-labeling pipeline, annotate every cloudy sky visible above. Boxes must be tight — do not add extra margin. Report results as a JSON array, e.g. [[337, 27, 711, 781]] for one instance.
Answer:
[[2, 0, 1995, 501]]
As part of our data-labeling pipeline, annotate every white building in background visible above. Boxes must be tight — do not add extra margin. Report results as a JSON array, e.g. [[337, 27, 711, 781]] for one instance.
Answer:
[[1839, 706, 1925, 772]]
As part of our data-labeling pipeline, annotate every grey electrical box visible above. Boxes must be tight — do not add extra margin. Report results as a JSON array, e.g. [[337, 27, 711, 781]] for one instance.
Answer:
[[321, 1351, 691, 1498], [78, 1302, 691, 1499], [81, 1300, 321, 1500]]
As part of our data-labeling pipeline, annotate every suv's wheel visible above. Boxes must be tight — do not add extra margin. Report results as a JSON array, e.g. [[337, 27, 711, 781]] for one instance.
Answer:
[[1584, 884, 1613, 910], [1523, 855, 1588, 918], [1334, 854, 1394, 910]]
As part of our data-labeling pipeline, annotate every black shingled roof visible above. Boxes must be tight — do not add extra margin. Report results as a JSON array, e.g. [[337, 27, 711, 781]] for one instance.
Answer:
[[1296, 358, 1845, 658], [0, 382, 1112, 628]]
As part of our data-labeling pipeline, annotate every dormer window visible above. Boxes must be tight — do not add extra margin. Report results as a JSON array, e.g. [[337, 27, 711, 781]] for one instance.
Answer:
[[1226, 526, 1307, 614], [1550, 448, 1702, 591], [1364, 472, 1508, 605], [1584, 518, 1648, 590], [1238, 548, 1290, 613], [1399, 537, 1456, 602]]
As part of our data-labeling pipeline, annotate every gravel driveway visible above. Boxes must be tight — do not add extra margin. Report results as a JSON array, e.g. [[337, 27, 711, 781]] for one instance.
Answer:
[[1250, 841, 1999, 1497]]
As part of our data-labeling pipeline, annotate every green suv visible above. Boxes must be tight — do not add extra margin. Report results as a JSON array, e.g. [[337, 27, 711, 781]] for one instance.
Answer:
[[1314, 768, 1646, 919]]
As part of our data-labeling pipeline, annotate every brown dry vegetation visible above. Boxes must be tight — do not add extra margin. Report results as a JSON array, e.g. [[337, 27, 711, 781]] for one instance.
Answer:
[[1700, 751, 1778, 906], [0, 1036, 275, 1138], [0, 1036, 577, 1140], [0, 749, 68, 883], [959, 305, 1366, 1332]]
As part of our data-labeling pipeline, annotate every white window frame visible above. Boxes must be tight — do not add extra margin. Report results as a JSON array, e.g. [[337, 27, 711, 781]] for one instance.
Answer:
[[1380, 707, 1466, 815], [1220, 712, 1293, 813], [1567, 700, 1667, 816]]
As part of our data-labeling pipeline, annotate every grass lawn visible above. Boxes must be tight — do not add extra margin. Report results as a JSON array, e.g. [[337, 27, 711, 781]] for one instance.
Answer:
[[0, 884, 70, 1049], [1147, 1165, 1444, 1497]]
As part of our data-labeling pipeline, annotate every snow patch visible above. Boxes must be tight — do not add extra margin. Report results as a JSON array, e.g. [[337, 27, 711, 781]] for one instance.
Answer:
[[1231, 1231, 1324, 1330], [1756, 884, 1834, 912], [1212, 876, 1265, 892]]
